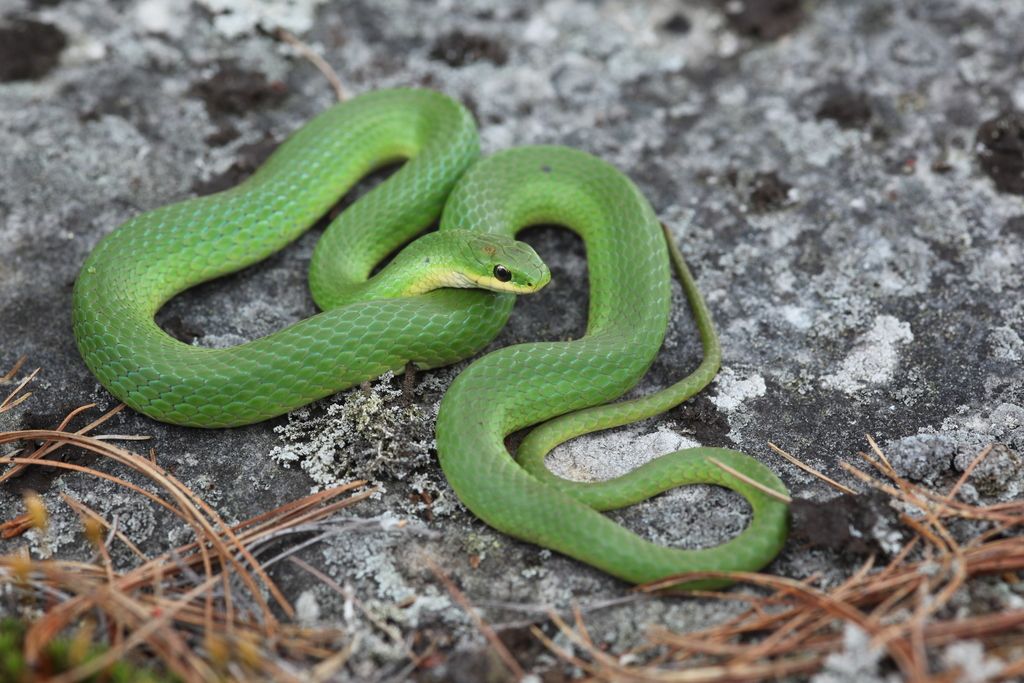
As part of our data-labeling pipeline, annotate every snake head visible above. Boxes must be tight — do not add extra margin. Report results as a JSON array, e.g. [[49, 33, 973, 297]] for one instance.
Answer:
[[453, 231, 551, 294]]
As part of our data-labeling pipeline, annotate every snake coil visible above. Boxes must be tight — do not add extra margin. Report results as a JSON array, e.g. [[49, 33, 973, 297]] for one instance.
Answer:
[[73, 88, 789, 586]]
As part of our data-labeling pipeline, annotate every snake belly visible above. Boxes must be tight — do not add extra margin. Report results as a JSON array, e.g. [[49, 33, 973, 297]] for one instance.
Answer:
[[436, 146, 789, 587], [72, 89, 515, 427]]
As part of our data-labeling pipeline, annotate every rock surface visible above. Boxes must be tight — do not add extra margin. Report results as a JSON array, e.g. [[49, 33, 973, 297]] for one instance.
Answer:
[[1, 0, 1023, 679]]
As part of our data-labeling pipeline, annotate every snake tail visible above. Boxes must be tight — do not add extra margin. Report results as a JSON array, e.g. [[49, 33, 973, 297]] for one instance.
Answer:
[[436, 147, 789, 588]]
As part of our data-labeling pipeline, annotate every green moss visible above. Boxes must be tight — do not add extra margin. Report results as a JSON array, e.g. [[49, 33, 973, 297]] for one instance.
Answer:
[[0, 618, 175, 682]]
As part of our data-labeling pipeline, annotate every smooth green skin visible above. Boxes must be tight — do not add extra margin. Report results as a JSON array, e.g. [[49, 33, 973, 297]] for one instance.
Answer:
[[72, 88, 788, 587]]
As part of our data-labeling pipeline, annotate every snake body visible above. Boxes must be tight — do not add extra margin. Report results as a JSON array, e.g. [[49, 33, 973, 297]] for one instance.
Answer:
[[74, 89, 506, 426], [73, 88, 788, 586]]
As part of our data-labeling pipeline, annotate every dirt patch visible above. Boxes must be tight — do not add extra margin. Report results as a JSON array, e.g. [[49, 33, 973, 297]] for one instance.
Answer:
[[189, 60, 289, 118], [747, 171, 794, 212], [0, 18, 67, 82], [191, 135, 280, 195], [816, 84, 873, 130], [429, 31, 508, 67], [976, 111, 1024, 195], [723, 0, 804, 40], [660, 13, 692, 34]]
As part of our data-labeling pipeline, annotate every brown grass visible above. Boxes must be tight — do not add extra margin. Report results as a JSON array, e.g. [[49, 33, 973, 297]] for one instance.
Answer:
[[0, 360, 378, 682], [535, 439, 1024, 682], [6, 353, 1024, 682], [274, 28, 348, 102]]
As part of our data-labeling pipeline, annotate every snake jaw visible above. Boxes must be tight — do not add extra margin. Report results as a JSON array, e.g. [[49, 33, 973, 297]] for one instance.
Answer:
[[420, 269, 548, 295]]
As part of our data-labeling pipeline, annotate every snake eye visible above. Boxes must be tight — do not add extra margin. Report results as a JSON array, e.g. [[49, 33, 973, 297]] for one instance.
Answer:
[[493, 265, 512, 282]]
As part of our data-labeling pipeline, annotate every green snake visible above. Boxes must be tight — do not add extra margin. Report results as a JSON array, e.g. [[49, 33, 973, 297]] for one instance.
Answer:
[[73, 88, 788, 587]]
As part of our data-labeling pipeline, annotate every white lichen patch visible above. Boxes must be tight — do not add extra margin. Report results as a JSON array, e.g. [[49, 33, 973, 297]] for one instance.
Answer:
[[709, 367, 767, 413], [546, 425, 701, 482], [269, 372, 437, 491], [197, 0, 328, 38], [821, 315, 913, 394], [811, 623, 888, 683], [134, 0, 191, 38], [295, 590, 321, 625], [989, 326, 1024, 362], [941, 640, 1005, 683], [778, 304, 814, 331], [320, 521, 437, 606]]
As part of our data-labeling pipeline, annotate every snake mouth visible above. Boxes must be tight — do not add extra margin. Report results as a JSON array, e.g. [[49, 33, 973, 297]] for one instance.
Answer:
[[472, 276, 547, 294], [478, 280, 533, 294], [530, 267, 552, 291], [434, 270, 547, 295]]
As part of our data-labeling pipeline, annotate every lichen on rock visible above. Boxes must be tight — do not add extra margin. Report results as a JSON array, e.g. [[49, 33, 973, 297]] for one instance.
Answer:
[[269, 372, 438, 491]]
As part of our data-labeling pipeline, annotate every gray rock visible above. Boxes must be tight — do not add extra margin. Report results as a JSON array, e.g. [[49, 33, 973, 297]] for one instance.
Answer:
[[2, 0, 1024, 678], [886, 433, 959, 486], [953, 443, 1023, 500]]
